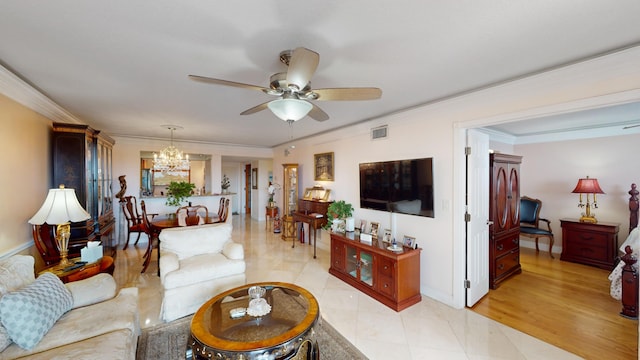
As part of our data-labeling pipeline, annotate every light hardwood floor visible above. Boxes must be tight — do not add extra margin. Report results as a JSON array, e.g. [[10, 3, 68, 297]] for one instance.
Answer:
[[471, 247, 638, 360]]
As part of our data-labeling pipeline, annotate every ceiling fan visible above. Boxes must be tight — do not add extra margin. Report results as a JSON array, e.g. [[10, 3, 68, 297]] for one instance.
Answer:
[[188, 47, 382, 122]]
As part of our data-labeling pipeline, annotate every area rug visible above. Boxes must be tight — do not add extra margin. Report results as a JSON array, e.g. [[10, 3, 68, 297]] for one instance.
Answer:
[[136, 315, 367, 360]]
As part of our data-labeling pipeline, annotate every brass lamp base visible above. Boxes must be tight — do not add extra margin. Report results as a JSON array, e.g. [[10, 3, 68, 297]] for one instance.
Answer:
[[54, 222, 73, 269], [579, 215, 598, 224]]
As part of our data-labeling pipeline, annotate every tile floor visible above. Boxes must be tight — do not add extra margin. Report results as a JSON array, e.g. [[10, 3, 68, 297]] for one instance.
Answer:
[[113, 214, 581, 360]]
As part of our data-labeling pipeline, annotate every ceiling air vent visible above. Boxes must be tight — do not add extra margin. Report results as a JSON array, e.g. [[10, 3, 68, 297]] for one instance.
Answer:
[[371, 125, 388, 140]]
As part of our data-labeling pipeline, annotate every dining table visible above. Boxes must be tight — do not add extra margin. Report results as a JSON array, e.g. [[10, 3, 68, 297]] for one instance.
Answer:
[[145, 214, 220, 275]]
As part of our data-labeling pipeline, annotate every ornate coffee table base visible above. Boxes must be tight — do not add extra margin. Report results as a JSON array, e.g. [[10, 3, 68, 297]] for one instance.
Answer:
[[189, 328, 316, 360], [189, 282, 319, 360]]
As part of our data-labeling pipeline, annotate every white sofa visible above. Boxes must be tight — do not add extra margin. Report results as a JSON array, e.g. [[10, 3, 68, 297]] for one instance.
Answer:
[[0, 255, 139, 359], [159, 222, 246, 322]]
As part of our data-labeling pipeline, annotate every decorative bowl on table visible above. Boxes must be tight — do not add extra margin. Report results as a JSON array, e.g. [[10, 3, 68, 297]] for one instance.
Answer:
[[246, 298, 272, 317], [248, 285, 266, 299]]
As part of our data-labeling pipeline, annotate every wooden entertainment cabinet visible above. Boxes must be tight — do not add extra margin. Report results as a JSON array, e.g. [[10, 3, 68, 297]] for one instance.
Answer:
[[329, 231, 421, 311]]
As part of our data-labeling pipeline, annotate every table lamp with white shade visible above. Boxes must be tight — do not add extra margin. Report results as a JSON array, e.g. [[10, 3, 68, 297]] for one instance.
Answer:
[[28, 185, 91, 268]]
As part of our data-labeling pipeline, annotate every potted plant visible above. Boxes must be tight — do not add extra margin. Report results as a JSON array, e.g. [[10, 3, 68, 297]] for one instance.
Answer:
[[166, 181, 195, 207], [221, 174, 230, 194], [267, 182, 280, 208], [324, 200, 354, 232]]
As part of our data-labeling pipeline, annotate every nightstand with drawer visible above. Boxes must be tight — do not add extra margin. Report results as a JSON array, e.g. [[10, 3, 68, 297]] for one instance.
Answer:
[[560, 218, 619, 270]]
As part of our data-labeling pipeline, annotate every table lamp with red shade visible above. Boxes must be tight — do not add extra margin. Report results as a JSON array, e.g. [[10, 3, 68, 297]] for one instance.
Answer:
[[572, 176, 605, 224]]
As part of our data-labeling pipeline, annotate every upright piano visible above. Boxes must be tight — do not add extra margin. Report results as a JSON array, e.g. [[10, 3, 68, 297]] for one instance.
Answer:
[[292, 199, 333, 258]]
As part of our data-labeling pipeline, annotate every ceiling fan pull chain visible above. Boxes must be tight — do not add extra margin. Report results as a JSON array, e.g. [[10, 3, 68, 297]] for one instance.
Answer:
[[287, 119, 295, 139]]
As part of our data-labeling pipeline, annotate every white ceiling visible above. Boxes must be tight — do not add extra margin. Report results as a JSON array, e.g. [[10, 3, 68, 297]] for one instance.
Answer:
[[1, 1, 639, 147]]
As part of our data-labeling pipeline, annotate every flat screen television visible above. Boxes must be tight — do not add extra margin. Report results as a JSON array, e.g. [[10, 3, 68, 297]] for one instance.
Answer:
[[359, 158, 434, 218]]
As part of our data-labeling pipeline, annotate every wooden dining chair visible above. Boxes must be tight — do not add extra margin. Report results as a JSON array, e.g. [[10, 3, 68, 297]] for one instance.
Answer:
[[212, 198, 230, 224], [217, 197, 225, 218], [176, 205, 209, 226], [140, 200, 157, 273], [122, 196, 147, 249]]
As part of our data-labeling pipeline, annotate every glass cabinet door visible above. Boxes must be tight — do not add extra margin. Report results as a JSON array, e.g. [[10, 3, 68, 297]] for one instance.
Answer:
[[346, 246, 358, 279], [359, 251, 373, 286], [282, 163, 299, 217], [345, 245, 373, 287]]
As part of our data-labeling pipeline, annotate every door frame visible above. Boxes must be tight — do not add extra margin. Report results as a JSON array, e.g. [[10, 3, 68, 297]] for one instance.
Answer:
[[245, 163, 251, 214], [452, 92, 636, 308]]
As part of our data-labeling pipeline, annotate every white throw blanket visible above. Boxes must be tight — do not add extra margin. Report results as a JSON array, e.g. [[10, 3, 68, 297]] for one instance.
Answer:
[[609, 228, 640, 300]]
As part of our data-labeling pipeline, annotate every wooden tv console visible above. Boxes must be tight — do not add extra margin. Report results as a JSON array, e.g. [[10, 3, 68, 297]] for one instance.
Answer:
[[329, 231, 421, 311]]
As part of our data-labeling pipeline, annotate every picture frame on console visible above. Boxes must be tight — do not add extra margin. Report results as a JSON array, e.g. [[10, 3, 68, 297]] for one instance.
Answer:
[[359, 220, 367, 233], [370, 222, 379, 239], [303, 186, 331, 201], [403, 235, 416, 248], [303, 188, 313, 200], [383, 229, 392, 243]]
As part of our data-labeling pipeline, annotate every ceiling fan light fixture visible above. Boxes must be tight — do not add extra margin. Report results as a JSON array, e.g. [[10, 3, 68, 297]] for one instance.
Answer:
[[268, 98, 313, 121]]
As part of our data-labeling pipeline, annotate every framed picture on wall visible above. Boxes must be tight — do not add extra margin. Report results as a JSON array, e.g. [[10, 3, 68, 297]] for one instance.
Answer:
[[153, 169, 190, 186], [314, 152, 334, 181], [252, 168, 258, 189]]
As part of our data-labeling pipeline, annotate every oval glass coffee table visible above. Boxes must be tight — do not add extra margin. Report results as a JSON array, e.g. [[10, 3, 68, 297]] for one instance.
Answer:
[[189, 282, 319, 360]]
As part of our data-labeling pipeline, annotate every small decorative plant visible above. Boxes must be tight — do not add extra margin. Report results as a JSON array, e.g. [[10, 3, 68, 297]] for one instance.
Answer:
[[327, 200, 354, 219], [166, 181, 195, 207], [221, 174, 230, 193], [324, 200, 354, 231], [267, 182, 281, 206]]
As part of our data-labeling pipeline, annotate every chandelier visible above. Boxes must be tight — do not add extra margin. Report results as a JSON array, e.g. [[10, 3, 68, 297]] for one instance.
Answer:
[[154, 125, 190, 172]]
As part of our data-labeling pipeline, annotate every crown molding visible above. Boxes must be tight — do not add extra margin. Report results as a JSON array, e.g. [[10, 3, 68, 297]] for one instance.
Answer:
[[0, 65, 82, 124]]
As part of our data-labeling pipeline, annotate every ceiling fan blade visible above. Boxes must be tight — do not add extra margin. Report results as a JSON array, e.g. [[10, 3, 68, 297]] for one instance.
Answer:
[[286, 47, 319, 90], [240, 102, 270, 115], [623, 124, 640, 129], [311, 87, 382, 101], [188, 75, 269, 92], [308, 104, 330, 122]]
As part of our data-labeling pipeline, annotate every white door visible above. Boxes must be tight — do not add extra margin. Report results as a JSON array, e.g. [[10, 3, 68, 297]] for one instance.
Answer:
[[466, 129, 490, 307]]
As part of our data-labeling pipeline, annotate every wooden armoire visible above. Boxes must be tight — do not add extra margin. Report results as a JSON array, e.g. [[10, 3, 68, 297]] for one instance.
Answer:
[[489, 153, 522, 289], [52, 123, 116, 258]]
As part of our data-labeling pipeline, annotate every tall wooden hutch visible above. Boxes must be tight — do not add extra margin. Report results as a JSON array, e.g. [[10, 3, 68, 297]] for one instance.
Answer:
[[51, 123, 116, 258], [489, 153, 522, 288]]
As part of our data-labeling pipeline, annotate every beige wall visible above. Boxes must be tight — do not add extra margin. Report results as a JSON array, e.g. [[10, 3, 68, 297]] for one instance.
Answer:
[[0, 94, 51, 259], [516, 134, 639, 244]]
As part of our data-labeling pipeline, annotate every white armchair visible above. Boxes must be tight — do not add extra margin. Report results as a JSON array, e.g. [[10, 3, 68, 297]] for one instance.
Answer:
[[159, 223, 246, 322]]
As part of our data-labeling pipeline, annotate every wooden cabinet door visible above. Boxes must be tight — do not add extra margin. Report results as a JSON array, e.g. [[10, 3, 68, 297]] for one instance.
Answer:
[[330, 238, 345, 272], [490, 155, 521, 234], [377, 256, 395, 298], [506, 163, 520, 231], [492, 160, 510, 234]]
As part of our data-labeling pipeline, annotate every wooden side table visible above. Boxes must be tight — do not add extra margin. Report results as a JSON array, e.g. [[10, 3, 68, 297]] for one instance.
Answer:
[[560, 218, 619, 270], [39, 256, 114, 283], [265, 206, 278, 231]]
